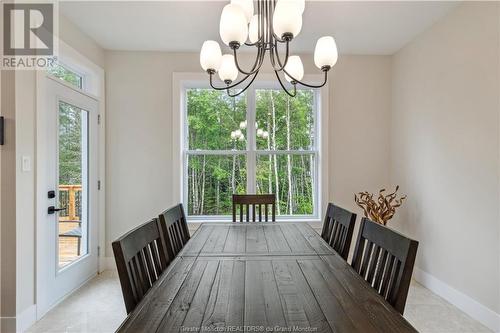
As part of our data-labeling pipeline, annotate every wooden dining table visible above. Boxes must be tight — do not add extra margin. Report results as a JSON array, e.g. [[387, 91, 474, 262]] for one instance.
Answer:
[[117, 222, 418, 333]]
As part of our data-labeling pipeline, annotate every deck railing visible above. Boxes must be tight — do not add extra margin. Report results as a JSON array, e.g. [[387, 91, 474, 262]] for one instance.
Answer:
[[58, 185, 82, 221]]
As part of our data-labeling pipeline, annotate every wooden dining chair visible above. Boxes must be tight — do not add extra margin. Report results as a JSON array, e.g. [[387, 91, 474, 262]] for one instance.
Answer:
[[112, 218, 168, 314], [351, 218, 419, 314], [158, 204, 190, 260], [232, 194, 276, 222], [320, 203, 357, 260]]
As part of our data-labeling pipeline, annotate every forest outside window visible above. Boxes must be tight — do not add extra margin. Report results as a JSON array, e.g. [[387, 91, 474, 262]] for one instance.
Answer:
[[184, 86, 319, 220]]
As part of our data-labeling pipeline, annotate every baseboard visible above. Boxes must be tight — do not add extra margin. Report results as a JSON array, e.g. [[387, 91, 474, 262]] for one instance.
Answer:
[[413, 267, 500, 332], [16, 304, 36, 333], [99, 256, 115, 272]]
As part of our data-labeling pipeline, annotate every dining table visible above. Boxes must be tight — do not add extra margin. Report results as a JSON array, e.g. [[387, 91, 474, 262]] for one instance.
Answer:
[[116, 222, 418, 333]]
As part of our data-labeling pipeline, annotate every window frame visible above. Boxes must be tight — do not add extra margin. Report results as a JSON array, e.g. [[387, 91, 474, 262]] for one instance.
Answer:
[[182, 80, 322, 222]]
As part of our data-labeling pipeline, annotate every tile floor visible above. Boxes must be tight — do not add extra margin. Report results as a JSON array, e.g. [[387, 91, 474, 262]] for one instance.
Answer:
[[27, 226, 493, 333]]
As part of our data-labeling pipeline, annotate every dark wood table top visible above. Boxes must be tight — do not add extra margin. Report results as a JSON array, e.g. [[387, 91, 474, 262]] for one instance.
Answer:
[[117, 223, 418, 333]]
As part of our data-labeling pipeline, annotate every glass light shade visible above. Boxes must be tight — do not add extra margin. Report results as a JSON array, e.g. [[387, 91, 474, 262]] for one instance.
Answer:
[[257, 128, 264, 137], [273, 1, 302, 38], [277, 0, 305, 14], [314, 36, 338, 69], [218, 54, 238, 82], [284, 55, 304, 83], [248, 15, 267, 44], [200, 40, 222, 71], [231, 0, 253, 23], [220, 4, 248, 46]]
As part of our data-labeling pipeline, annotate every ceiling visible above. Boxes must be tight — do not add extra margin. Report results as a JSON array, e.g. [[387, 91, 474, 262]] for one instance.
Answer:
[[60, 1, 459, 55]]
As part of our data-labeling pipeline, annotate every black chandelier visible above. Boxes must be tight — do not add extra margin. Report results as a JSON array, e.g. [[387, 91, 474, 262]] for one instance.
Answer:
[[200, 0, 338, 97]]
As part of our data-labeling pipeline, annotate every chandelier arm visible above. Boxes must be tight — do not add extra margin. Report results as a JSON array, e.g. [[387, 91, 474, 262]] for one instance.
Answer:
[[233, 46, 264, 75], [274, 70, 297, 97], [244, 37, 263, 47], [244, 0, 264, 47], [209, 71, 253, 91], [283, 69, 329, 89], [227, 71, 260, 97], [269, 40, 290, 71]]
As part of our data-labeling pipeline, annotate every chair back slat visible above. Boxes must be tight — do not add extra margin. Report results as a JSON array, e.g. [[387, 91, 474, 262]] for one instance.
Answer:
[[232, 194, 276, 222], [112, 218, 167, 313], [320, 203, 356, 260], [158, 204, 190, 260], [351, 218, 418, 314]]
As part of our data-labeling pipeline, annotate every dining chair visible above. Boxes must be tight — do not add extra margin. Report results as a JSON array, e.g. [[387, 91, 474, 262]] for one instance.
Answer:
[[232, 194, 276, 222], [158, 204, 190, 260], [351, 218, 418, 314], [320, 203, 356, 260], [112, 218, 168, 314]]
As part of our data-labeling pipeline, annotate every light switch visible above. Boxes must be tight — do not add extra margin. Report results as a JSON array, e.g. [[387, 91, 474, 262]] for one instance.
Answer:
[[22, 155, 31, 172]]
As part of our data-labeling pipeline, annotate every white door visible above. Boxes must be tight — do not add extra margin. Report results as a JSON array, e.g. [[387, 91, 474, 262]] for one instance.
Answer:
[[37, 75, 99, 318]]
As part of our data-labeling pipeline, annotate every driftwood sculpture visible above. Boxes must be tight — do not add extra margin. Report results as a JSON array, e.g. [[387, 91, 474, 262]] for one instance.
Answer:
[[354, 186, 406, 225]]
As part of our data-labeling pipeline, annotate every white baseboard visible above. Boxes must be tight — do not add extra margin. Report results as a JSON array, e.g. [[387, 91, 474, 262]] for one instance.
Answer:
[[99, 256, 115, 272], [17, 304, 36, 333], [413, 267, 500, 332]]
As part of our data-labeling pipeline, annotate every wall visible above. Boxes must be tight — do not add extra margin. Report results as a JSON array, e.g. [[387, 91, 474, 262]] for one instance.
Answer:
[[11, 13, 105, 330], [1, 70, 17, 333], [391, 0, 500, 324], [105, 51, 392, 256]]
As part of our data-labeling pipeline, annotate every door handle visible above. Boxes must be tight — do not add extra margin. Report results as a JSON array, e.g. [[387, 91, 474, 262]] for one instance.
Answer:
[[48, 206, 66, 214]]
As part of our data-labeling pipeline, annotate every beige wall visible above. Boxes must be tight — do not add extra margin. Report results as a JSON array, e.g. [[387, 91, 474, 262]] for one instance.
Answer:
[[391, 1, 500, 314], [1, 70, 17, 333], [104, 51, 392, 255]]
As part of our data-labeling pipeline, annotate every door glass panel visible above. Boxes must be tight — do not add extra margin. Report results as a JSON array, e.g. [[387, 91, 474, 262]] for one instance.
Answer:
[[58, 101, 89, 268]]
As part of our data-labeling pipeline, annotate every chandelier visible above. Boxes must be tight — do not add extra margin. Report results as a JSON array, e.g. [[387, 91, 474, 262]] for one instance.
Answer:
[[199, 0, 338, 97]]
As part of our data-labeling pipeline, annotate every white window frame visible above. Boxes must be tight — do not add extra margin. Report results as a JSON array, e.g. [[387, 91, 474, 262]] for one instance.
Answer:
[[172, 73, 329, 223]]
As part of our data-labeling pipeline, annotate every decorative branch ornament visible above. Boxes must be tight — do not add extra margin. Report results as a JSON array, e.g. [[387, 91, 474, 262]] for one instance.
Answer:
[[200, 0, 338, 97], [354, 186, 407, 225]]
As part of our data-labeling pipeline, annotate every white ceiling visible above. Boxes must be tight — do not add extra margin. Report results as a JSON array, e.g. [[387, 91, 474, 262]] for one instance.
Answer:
[[60, 1, 459, 55]]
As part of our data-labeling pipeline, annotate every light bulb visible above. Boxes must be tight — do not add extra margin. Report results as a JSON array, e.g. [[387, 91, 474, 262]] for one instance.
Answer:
[[231, 0, 253, 23], [314, 36, 338, 69], [277, 0, 305, 14], [218, 54, 238, 83], [257, 129, 264, 137], [273, 1, 302, 39], [248, 15, 267, 44], [284, 55, 304, 83], [220, 4, 248, 46], [200, 40, 222, 72]]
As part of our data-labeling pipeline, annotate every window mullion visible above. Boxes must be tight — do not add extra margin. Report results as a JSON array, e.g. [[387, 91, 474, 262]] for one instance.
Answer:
[[247, 87, 256, 194]]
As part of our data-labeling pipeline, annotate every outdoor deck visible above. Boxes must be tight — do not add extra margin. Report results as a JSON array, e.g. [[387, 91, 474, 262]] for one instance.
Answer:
[[58, 185, 83, 267]]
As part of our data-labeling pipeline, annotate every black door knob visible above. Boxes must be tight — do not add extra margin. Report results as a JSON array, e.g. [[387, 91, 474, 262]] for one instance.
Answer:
[[48, 206, 65, 214]]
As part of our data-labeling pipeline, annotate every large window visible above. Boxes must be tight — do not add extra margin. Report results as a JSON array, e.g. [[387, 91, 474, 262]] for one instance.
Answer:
[[184, 85, 319, 219]]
